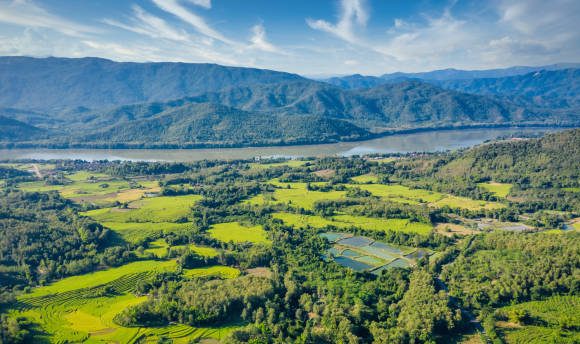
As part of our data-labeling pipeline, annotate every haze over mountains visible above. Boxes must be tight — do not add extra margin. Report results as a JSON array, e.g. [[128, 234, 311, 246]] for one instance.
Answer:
[[0, 57, 578, 148]]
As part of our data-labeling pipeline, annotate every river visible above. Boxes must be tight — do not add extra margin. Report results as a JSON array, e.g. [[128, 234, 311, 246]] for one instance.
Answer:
[[0, 127, 562, 162]]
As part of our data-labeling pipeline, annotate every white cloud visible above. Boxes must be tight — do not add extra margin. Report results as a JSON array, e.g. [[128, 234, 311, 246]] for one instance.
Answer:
[[248, 24, 281, 53], [151, 0, 234, 45], [307, 0, 368, 44], [0, 0, 99, 37], [188, 0, 211, 9], [103, 5, 190, 43]]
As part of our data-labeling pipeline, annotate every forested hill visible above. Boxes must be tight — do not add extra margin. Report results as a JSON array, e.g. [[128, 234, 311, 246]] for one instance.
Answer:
[[61, 80, 553, 147], [448, 128, 580, 187], [0, 56, 303, 112], [0, 57, 578, 147]]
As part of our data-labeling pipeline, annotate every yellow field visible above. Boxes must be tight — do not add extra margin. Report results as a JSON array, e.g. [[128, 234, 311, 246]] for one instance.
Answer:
[[351, 174, 379, 183], [208, 222, 270, 244]]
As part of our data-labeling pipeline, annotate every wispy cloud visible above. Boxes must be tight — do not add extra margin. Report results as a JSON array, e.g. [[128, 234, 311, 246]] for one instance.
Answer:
[[306, 0, 368, 44], [0, 0, 99, 37], [103, 5, 190, 43], [188, 0, 211, 9], [151, 0, 234, 45], [248, 24, 282, 53]]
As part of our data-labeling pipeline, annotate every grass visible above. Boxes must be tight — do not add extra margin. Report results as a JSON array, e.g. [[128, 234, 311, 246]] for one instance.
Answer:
[[208, 222, 270, 244], [273, 212, 432, 235], [81, 194, 202, 223], [183, 266, 241, 279], [478, 182, 513, 198], [101, 222, 194, 243], [496, 296, 580, 344]]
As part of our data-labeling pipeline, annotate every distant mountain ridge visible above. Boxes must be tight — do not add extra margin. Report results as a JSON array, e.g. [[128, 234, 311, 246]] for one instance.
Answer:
[[0, 56, 304, 112], [324, 63, 580, 89], [0, 56, 578, 148]]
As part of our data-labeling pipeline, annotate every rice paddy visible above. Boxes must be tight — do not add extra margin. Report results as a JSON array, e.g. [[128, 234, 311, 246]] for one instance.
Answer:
[[208, 222, 270, 244], [272, 212, 433, 234], [10, 258, 241, 343], [321, 232, 428, 274]]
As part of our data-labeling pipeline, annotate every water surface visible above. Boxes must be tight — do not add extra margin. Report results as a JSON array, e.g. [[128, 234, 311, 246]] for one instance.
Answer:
[[0, 127, 560, 162]]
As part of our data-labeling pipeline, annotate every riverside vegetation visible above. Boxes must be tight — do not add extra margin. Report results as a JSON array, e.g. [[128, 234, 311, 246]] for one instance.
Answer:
[[0, 129, 578, 343]]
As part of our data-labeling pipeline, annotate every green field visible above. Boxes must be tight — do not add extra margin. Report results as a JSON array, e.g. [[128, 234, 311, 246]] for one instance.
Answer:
[[351, 173, 379, 183], [478, 182, 513, 198], [245, 180, 345, 210], [183, 265, 241, 279], [208, 222, 270, 244], [82, 195, 202, 223], [355, 183, 504, 210], [496, 296, 580, 344], [12, 259, 241, 343], [273, 212, 433, 235], [101, 222, 194, 243]]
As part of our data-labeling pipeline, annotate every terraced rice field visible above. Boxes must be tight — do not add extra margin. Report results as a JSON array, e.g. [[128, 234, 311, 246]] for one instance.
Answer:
[[322, 232, 426, 274], [273, 212, 433, 234], [208, 222, 270, 244], [10, 260, 240, 343], [478, 182, 513, 198]]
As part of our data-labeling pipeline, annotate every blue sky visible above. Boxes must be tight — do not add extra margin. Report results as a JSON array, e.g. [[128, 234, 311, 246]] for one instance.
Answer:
[[0, 0, 579, 76]]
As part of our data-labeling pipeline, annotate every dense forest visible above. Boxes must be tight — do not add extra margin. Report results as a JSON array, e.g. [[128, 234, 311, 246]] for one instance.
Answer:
[[0, 129, 578, 343]]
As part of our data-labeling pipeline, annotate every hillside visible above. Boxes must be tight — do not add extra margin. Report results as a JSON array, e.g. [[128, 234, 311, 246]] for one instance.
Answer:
[[441, 128, 580, 187], [79, 103, 369, 147], [0, 116, 44, 141], [0, 56, 303, 112]]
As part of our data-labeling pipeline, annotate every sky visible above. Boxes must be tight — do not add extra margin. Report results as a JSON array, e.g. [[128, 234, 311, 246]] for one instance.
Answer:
[[0, 0, 579, 76]]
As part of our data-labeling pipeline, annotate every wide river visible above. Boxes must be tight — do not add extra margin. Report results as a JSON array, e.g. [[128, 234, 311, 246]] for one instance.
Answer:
[[0, 127, 563, 162]]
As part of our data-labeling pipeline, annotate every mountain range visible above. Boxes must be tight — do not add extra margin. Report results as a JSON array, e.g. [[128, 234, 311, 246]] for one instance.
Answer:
[[0, 57, 578, 147]]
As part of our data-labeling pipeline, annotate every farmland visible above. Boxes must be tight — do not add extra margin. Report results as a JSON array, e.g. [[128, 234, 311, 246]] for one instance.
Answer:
[[208, 222, 270, 244], [273, 212, 432, 234], [1, 129, 579, 344]]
